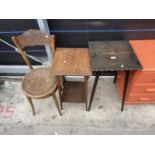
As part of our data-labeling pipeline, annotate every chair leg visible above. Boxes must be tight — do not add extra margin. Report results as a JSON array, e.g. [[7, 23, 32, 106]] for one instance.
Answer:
[[26, 96, 35, 116], [52, 93, 62, 116]]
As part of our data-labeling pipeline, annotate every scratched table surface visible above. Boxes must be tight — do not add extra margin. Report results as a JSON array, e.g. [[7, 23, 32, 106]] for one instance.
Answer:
[[89, 41, 142, 71], [51, 48, 92, 76]]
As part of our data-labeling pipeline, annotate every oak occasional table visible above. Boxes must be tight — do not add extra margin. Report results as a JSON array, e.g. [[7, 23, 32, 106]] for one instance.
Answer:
[[88, 41, 142, 111], [51, 48, 92, 111]]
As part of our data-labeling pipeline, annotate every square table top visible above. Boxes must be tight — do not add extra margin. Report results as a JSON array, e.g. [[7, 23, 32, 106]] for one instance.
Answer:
[[88, 41, 143, 71], [51, 48, 92, 76], [129, 40, 155, 71]]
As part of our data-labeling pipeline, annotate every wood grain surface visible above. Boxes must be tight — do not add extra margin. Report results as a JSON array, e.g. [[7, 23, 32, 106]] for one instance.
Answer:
[[51, 48, 92, 76]]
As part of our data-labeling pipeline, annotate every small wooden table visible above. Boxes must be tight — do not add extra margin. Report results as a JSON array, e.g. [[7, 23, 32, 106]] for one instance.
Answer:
[[51, 48, 92, 110], [88, 41, 142, 111]]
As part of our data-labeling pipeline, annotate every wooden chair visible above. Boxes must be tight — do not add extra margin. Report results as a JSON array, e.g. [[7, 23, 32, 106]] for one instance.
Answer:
[[12, 29, 62, 116]]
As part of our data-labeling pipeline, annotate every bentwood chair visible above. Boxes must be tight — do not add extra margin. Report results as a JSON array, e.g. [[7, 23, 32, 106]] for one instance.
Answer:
[[12, 29, 62, 116]]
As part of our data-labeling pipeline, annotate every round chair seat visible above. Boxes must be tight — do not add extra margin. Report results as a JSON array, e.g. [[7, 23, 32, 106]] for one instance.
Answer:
[[22, 68, 57, 98]]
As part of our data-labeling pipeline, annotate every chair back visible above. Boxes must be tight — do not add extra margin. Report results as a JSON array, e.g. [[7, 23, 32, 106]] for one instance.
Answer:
[[12, 29, 55, 70]]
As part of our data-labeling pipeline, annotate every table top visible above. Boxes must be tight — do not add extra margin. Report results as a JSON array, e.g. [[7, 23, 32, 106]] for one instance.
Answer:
[[129, 40, 155, 71], [89, 41, 143, 71], [51, 48, 92, 76]]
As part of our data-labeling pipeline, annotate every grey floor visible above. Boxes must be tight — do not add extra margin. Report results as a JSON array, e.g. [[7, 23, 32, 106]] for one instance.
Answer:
[[0, 77, 155, 135]]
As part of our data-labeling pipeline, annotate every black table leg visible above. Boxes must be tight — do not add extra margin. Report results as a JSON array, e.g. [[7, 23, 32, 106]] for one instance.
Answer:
[[88, 75, 99, 111], [114, 71, 118, 83], [121, 71, 130, 111]]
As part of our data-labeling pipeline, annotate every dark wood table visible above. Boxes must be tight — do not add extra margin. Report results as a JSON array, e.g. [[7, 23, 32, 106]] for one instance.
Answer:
[[88, 41, 142, 111]]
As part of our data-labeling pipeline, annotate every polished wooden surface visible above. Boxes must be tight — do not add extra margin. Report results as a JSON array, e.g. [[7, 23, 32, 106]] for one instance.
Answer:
[[89, 41, 142, 71], [51, 48, 92, 76]]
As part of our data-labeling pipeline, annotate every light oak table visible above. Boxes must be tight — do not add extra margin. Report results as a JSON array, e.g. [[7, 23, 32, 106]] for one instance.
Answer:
[[51, 48, 92, 111]]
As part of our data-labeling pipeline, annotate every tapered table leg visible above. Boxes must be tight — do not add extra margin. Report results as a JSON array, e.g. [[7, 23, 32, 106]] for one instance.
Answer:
[[84, 76, 89, 111], [114, 71, 118, 83], [52, 93, 62, 116], [88, 75, 99, 111], [121, 71, 130, 111], [57, 76, 63, 110]]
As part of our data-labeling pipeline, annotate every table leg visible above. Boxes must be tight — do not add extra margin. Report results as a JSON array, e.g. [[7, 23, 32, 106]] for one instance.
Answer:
[[121, 71, 130, 111], [84, 76, 89, 111], [57, 76, 63, 110], [88, 75, 99, 111], [62, 76, 66, 84], [114, 71, 118, 83]]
